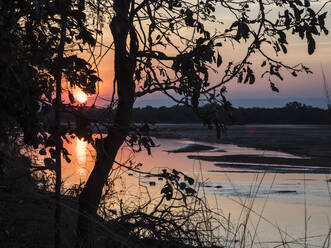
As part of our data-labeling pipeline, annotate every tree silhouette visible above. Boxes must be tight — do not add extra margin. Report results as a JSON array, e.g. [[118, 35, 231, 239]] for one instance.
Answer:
[[0, 1, 99, 247], [75, 0, 329, 247], [1, 0, 329, 247]]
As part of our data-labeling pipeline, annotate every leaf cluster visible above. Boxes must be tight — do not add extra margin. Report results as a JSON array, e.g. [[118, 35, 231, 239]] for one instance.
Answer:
[[0, 0, 101, 169], [160, 168, 196, 203]]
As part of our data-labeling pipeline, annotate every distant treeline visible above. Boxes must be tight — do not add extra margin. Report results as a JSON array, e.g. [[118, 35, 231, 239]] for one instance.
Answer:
[[132, 102, 331, 124], [60, 101, 331, 125]]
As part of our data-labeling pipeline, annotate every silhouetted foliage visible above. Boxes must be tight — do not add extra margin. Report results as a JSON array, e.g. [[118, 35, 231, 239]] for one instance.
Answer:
[[0, 0, 99, 146], [1, 0, 330, 247], [0, 1, 100, 247]]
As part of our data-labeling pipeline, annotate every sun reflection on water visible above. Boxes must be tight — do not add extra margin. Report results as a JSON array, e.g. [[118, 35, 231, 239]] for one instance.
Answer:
[[76, 138, 87, 165]]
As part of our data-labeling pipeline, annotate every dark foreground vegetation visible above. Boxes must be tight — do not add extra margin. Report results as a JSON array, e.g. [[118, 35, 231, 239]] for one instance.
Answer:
[[1, 0, 330, 247], [0, 141, 227, 248]]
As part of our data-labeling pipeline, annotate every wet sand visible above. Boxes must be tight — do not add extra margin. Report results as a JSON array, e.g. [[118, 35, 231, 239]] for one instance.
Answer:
[[150, 124, 331, 170], [187, 154, 331, 167], [151, 124, 331, 157]]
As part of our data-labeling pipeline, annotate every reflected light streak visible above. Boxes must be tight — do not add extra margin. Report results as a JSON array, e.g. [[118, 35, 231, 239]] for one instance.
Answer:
[[76, 138, 87, 165], [78, 167, 87, 176]]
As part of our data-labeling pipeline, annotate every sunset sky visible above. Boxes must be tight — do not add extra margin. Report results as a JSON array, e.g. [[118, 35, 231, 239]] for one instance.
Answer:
[[83, 1, 331, 109]]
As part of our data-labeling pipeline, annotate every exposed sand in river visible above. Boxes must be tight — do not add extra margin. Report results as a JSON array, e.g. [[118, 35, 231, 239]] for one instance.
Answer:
[[150, 124, 331, 170]]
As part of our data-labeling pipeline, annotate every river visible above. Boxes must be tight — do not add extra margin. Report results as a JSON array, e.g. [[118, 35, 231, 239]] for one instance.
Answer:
[[43, 132, 331, 247]]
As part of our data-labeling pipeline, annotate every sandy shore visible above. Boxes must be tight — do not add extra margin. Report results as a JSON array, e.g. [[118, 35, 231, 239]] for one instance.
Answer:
[[150, 124, 331, 170], [150, 124, 331, 157]]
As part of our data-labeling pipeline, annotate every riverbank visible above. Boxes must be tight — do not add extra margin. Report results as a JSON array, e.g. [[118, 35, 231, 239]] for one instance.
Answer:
[[0, 174, 80, 247], [149, 124, 331, 170], [150, 124, 331, 158]]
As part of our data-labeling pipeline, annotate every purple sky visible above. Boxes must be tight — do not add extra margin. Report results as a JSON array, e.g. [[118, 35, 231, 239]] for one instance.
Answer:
[[84, 2, 331, 109]]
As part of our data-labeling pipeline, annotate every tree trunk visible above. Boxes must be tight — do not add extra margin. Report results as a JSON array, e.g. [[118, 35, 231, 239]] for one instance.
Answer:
[[54, 5, 67, 248], [76, 1, 135, 247]]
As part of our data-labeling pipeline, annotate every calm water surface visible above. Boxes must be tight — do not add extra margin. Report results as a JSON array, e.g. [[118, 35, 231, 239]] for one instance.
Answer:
[[51, 136, 330, 246]]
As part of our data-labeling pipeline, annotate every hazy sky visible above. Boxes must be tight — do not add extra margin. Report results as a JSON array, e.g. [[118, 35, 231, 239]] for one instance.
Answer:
[[84, 1, 331, 108]]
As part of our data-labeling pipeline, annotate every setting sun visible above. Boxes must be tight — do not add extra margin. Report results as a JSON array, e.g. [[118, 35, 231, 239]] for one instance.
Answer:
[[76, 91, 87, 104]]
